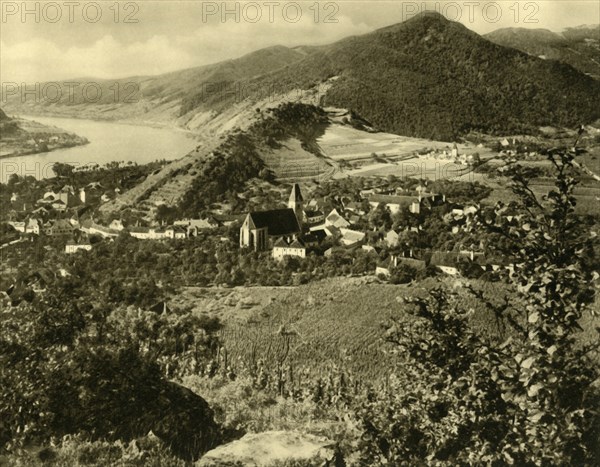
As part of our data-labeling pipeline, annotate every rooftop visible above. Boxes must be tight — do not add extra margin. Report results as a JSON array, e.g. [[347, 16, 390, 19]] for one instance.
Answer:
[[248, 208, 301, 236]]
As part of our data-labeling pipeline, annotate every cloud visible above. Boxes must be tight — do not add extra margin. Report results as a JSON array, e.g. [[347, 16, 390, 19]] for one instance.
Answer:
[[0, 13, 370, 83], [1, 34, 198, 83]]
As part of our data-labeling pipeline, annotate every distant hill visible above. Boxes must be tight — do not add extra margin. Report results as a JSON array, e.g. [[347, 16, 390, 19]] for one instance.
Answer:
[[190, 12, 600, 140], [0, 46, 309, 127], [3, 13, 600, 141], [485, 25, 600, 79]]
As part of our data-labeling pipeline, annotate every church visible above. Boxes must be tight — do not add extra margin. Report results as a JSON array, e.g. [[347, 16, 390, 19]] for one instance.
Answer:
[[239, 184, 304, 252]]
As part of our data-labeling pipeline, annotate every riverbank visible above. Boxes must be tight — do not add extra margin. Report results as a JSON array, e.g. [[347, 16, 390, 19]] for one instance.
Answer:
[[0, 115, 199, 183], [0, 115, 90, 160]]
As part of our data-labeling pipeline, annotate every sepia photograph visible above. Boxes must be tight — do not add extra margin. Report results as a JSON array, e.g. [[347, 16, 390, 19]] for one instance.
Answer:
[[1, 0, 599, 465]]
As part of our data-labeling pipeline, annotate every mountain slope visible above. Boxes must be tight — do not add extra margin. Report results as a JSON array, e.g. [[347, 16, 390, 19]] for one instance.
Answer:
[[4, 13, 599, 142], [485, 25, 600, 79], [0, 46, 309, 126], [187, 13, 600, 141]]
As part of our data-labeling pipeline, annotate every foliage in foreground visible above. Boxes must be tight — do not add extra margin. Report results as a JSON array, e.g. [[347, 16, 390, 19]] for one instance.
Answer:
[[1, 149, 598, 465], [353, 149, 599, 465]]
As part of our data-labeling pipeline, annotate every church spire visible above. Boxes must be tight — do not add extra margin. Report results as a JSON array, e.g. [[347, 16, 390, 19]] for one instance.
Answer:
[[288, 183, 304, 226]]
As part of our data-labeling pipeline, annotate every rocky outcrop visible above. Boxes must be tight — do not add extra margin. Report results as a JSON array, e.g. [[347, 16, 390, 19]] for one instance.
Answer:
[[196, 430, 340, 466]]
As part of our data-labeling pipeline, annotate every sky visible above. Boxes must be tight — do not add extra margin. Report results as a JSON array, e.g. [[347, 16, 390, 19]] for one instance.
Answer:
[[1, 1, 599, 83]]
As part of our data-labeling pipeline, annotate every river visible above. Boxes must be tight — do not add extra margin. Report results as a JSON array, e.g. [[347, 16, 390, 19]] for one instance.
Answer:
[[0, 115, 198, 183]]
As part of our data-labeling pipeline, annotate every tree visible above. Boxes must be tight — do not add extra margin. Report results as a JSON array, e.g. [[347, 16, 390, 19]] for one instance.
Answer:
[[52, 162, 74, 179], [355, 148, 599, 464]]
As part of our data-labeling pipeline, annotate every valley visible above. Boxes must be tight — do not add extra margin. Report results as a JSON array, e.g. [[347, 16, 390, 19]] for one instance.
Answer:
[[1, 9, 599, 467]]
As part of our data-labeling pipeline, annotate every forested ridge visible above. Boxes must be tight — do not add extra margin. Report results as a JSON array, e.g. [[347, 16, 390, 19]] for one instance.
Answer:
[[186, 12, 600, 141]]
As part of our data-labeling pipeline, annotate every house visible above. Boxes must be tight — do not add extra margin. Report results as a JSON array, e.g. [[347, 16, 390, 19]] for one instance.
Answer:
[[360, 188, 376, 198], [32, 206, 49, 217], [386, 230, 401, 247], [272, 238, 306, 261], [240, 185, 303, 251], [377, 254, 426, 278], [212, 213, 244, 226], [42, 186, 81, 209], [368, 195, 421, 214], [429, 251, 460, 276], [164, 225, 187, 239], [309, 224, 338, 238], [51, 200, 67, 211], [45, 219, 74, 237], [25, 218, 41, 235], [173, 217, 218, 230], [129, 226, 158, 240], [304, 210, 325, 225], [80, 220, 119, 238], [65, 241, 92, 254], [340, 228, 365, 247], [109, 219, 125, 231], [303, 230, 327, 247], [344, 201, 366, 215], [8, 221, 25, 233], [325, 208, 350, 228], [410, 201, 421, 214]]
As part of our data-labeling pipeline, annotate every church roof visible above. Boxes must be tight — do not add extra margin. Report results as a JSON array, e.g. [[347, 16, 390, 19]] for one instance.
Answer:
[[289, 183, 303, 203], [248, 208, 300, 236]]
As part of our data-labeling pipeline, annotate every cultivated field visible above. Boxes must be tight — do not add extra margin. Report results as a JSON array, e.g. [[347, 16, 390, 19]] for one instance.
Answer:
[[318, 124, 494, 180], [259, 137, 334, 182], [175, 275, 600, 380], [318, 124, 451, 161], [339, 156, 471, 180]]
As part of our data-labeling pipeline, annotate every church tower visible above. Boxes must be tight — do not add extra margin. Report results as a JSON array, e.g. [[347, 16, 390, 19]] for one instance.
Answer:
[[288, 183, 304, 227]]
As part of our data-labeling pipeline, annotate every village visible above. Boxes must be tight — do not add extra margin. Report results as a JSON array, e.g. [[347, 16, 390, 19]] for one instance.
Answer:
[[2, 168, 516, 292]]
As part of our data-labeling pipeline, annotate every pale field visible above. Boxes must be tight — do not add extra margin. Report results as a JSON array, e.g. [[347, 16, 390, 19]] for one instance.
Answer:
[[317, 124, 455, 161], [337, 157, 471, 180], [318, 124, 496, 180]]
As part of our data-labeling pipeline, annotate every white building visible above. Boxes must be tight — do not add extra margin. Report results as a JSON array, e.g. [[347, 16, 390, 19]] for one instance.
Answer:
[[272, 238, 306, 261], [65, 242, 92, 254]]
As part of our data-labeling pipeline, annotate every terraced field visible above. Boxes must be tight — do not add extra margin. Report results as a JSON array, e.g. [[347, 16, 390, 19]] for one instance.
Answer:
[[258, 137, 334, 182]]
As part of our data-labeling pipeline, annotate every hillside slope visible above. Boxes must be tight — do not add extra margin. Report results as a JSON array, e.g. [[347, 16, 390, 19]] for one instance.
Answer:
[[100, 100, 333, 216], [0, 46, 309, 127], [485, 25, 600, 79], [193, 12, 600, 141], [4, 14, 599, 142]]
